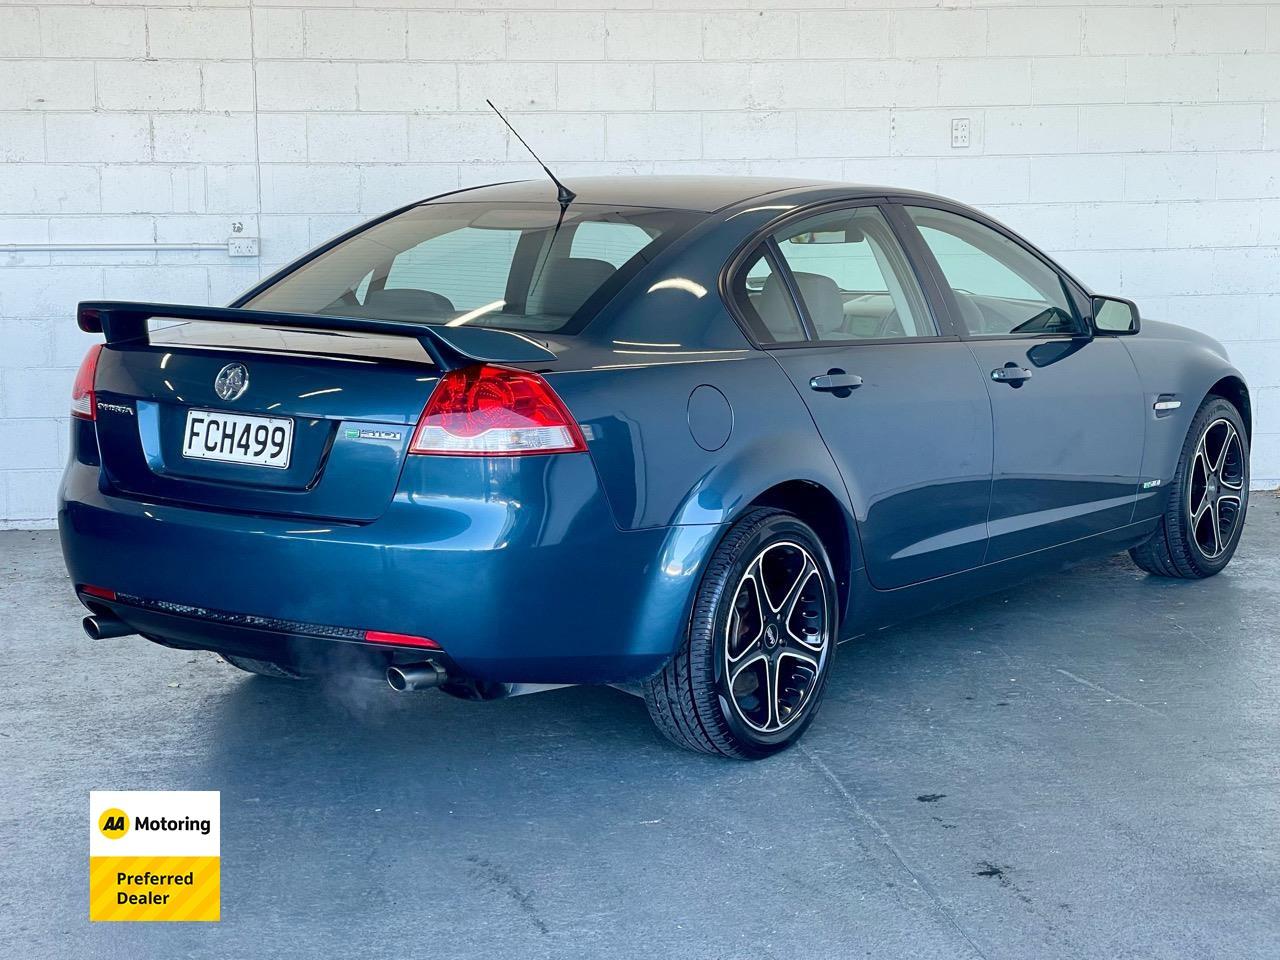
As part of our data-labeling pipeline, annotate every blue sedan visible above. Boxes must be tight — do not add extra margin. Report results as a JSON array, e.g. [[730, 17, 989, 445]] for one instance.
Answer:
[[59, 177, 1251, 758]]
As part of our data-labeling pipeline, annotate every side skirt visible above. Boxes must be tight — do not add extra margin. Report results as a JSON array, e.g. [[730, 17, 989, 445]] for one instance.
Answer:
[[842, 518, 1160, 641]]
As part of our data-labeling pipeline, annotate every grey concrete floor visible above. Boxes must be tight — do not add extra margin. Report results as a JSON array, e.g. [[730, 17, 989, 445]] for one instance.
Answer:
[[2, 502, 1279, 959]]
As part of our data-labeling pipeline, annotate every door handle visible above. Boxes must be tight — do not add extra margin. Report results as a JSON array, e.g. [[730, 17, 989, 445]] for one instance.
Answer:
[[810, 370, 863, 394], [990, 363, 1032, 387]]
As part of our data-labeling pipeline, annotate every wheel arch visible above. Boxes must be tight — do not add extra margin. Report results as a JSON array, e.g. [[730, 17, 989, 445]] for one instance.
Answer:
[[735, 479, 857, 626], [1207, 375, 1251, 440]]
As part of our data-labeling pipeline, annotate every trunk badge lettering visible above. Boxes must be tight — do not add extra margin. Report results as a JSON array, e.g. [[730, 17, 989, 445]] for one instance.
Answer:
[[214, 363, 249, 401], [345, 428, 403, 442]]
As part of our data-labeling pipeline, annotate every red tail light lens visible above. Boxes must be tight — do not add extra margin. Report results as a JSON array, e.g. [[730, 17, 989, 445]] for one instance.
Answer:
[[363, 630, 441, 650], [409, 364, 587, 457], [71, 344, 103, 420], [80, 584, 116, 600]]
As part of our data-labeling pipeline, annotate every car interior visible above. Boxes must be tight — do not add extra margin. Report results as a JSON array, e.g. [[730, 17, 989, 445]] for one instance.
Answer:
[[905, 206, 1083, 338], [243, 203, 702, 335], [298, 209, 673, 334], [741, 206, 935, 343], [738, 204, 1084, 343]]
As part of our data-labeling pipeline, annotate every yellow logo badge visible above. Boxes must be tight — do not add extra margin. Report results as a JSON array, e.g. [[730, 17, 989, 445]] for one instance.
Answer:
[[98, 808, 129, 840]]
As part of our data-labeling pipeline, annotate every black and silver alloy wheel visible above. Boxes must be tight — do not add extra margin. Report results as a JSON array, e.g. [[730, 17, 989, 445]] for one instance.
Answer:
[[723, 542, 829, 734], [1131, 395, 1250, 579], [1187, 417, 1245, 560], [644, 508, 838, 759]]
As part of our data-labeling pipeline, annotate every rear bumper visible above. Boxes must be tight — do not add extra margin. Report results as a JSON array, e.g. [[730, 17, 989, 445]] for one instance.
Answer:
[[77, 590, 462, 678], [59, 456, 723, 684]]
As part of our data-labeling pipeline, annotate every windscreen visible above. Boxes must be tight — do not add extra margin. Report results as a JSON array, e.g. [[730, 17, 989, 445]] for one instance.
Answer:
[[243, 201, 702, 335]]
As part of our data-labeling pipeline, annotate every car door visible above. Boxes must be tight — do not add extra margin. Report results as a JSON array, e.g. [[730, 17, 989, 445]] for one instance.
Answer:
[[730, 202, 994, 590], [897, 203, 1145, 563]]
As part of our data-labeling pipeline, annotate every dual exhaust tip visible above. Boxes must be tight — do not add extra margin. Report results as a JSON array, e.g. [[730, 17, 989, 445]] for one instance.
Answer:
[[386, 661, 447, 693], [83, 613, 134, 640], [84, 611, 446, 693]]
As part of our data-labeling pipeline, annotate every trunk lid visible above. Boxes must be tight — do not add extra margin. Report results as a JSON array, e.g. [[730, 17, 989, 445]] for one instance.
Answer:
[[94, 325, 437, 523], [80, 302, 558, 523]]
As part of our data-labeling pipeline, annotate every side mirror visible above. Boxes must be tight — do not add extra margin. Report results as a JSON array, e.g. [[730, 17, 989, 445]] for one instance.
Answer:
[[1091, 296, 1140, 335]]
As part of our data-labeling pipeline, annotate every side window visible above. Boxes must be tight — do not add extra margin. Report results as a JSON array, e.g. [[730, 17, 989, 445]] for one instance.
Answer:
[[570, 220, 652, 268], [733, 248, 806, 344], [772, 206, 936, 341], [905, 206, 1082, 337], [385, 226, 519, 310]]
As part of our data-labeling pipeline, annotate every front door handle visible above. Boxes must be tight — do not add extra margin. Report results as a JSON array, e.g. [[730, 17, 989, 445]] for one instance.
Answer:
[[990, 363, 1032, 387], [810, 369, 863, 394]]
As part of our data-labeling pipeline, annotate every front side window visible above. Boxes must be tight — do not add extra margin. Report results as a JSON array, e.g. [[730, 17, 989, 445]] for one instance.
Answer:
[[904, 206, 1081, 337], [771, 207, 935, 341], [245, 202, 700, 334]]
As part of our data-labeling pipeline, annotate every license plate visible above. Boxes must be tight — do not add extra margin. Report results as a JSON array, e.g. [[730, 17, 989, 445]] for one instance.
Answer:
[[182, 409, 293, 469]]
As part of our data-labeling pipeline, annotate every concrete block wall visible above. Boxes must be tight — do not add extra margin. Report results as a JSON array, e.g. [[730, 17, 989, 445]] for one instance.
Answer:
[[1, 0, 1278, 525]]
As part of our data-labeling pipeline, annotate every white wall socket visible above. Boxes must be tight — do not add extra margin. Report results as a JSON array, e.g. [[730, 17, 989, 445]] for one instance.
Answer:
[[951, 118, 971, 149], [227, 237, 260, 257]]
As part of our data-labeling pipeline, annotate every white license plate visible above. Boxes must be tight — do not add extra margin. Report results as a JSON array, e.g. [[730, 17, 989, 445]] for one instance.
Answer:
[[182, 409, 293, 469]]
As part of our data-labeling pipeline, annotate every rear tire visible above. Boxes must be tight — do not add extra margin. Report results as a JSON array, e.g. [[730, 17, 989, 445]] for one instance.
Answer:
[[223, 654, 307, 680], [1130, 396, 1249, 579], [643, 508, 837, 759]]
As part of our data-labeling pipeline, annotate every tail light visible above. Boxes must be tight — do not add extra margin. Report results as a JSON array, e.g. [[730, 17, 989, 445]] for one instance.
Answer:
[[71, 344, 103, 420], [409, 363, 587, 456], [364, 629, 440, 650]]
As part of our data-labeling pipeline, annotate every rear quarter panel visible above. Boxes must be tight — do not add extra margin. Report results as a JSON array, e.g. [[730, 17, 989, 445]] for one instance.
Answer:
[[551, 352, 851, 533]]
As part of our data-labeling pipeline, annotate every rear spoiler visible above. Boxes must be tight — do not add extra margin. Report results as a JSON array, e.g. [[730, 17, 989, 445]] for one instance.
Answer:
[[76, 301, 558, 368]]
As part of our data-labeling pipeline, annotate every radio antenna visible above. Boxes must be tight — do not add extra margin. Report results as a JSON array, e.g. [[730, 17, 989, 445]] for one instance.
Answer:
[[486, 99, 576, 210]]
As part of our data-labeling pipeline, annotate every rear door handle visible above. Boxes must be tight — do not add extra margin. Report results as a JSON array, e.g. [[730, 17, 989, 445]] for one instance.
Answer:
[[990, 363, 1032, 386], [810, 370, 863, 393]]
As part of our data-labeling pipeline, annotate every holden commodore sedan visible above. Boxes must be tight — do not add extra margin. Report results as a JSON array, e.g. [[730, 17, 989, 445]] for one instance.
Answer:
[[59, 176, 1250, 758]]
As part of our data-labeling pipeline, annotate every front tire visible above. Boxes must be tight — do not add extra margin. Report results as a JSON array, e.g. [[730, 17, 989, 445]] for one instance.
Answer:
[[643, 509, 837, 759], [1130, 395, 1249, 579]]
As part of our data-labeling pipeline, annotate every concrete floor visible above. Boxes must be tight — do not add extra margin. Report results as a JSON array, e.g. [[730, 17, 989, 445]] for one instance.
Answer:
[[2, 502, 1278, 959]]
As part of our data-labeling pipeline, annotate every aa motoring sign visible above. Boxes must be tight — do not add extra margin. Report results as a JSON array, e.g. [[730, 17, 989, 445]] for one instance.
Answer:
[[89, 791, 220, 922]]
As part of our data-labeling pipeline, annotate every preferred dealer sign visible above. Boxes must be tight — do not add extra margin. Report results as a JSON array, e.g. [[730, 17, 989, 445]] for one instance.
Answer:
[[89, 791, 220, 921]]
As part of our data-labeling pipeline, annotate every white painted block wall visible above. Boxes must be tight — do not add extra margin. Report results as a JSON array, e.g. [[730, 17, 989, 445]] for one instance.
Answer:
[[1, 0, 1278, 526]]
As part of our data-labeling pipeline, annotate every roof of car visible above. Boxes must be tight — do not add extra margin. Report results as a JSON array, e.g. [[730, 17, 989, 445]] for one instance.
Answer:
[[429, 175, 935, 214]]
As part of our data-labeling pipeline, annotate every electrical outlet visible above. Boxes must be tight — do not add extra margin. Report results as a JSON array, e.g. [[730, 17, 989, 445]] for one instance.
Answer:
[[227, 237, 260, 257], [951, 118, 971, 149]]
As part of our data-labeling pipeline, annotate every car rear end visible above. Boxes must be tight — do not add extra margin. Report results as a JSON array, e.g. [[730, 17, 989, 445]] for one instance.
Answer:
[[58, 195, 709, 687]]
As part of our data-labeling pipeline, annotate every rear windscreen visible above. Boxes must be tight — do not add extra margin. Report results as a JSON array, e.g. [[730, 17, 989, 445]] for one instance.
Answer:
[[243, 201, 702, 335]]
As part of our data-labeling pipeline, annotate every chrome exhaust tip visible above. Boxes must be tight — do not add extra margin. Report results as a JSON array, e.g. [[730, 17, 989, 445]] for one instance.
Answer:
[[82, 614, 135, 640], [386, 662, 447, 693]]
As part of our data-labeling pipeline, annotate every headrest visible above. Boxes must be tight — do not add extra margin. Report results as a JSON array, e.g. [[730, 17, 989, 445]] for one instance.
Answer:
[[759, 271, 844, 337], [790, 272, 845, 335], [756, 275, 802, 340], [531, 257, 616, 317]]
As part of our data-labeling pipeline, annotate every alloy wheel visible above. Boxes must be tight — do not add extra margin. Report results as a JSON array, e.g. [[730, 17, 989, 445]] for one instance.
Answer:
[[1188, 417, 1245, 560], [723, 541, 830, 734]]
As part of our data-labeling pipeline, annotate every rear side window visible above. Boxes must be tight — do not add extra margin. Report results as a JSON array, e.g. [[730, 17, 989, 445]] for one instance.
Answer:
[[245, 202, 701, 335], [732, 248, 806, 344], [771, 207, 935, 341], [570, 220, 653, 268], [385, 227, 519, 310]]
